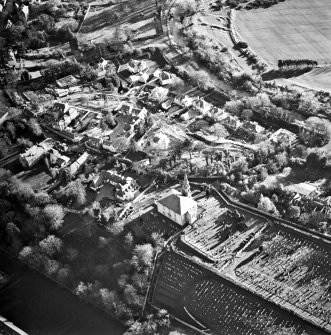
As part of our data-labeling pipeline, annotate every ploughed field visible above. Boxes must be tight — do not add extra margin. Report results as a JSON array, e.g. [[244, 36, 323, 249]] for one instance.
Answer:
[[234, 0, 331, 68]]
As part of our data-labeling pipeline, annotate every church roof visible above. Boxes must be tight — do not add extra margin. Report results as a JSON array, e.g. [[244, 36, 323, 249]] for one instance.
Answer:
[[157, 193, 196, 216]]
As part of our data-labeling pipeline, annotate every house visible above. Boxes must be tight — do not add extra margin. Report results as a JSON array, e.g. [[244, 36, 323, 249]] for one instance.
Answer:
[[192, 97, 211, 115], [59, 129, 80, 142], [222, 115, 240, 130], [19, 138, 54, 168], [52, 102, 69, 117], [128, 72, 149, 84], [53, 107, 79, 131], [86, 137, 103, 150], [150, 86, 169, 102], [56, 75, 79, 88], [56, 155, 70, 167], [69, 86, 83, 94], [102, 139, 116, 152], [156, 175, 197, 225], [210, 106, 222, 117], [284, 183, 318, 198], [118, 59, 148, 75], [180, 109, 200, 121], [90, 170, 138, 201], [67, 152, 89, 176], [161, 99, 173, 110], [116, 102, 134, 115], [54, 88, 69, 98], [174, 95, 194, 108], [270, 128, 298, 147], [241, 121, 263, 134], [153, 69, 173, 86]]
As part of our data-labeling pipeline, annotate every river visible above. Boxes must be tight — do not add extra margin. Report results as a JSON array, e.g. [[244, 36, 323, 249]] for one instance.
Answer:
[[0, 250, 125, 335]]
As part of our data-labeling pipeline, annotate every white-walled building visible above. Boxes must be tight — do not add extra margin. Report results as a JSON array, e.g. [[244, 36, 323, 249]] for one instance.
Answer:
[[156, 175, 197, 225]]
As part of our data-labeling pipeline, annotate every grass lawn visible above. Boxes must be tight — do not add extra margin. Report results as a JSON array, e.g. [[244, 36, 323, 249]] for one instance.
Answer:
[[235, 0, 331, 68]]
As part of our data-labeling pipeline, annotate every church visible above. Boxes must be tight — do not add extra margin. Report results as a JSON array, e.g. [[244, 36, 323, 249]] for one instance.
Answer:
[[156, 174, 198, 226]]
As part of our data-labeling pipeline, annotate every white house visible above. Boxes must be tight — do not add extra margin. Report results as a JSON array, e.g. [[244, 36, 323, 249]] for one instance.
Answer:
[[156, 175, 197, 225], [153, 69, 173, 86], [174, 95, 194, 108], [192, 97, 211, 115], [150, 86, 169, 102], [118, 59, 148, 74], [129, 72, 149, 84], [156, 190, 197, 225]]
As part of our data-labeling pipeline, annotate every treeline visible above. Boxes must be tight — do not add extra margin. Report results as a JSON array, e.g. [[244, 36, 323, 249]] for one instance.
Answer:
[[278, 59, 318, 69], [225, 0, 285, 9]]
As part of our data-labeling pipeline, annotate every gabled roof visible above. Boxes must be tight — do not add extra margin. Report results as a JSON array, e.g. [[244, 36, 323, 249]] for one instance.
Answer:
[[157, 192, 197, 215], [193, 97, 210, 109], [161, 71, 172, 81]]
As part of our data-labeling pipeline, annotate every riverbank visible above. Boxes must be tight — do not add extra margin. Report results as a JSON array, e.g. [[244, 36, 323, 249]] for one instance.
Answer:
[[0, 250, 125, 335]]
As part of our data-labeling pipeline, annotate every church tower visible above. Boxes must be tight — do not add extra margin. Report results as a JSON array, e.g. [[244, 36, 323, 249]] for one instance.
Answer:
[[182, 172, 191, 198]]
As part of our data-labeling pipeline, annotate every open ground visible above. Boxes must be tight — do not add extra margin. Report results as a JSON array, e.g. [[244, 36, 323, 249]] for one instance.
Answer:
[[234, 0, 331, 69]]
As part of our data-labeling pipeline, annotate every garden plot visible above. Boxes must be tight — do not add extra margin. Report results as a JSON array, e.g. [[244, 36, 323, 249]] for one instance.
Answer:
[[235, 0, 331, 68]]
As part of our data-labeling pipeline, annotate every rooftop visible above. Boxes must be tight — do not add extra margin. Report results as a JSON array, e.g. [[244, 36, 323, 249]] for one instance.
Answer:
[[157, 190, 197, 216]]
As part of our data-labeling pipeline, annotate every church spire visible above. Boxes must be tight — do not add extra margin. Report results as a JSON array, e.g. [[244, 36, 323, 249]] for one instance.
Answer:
[[182, 172, 191, 198]]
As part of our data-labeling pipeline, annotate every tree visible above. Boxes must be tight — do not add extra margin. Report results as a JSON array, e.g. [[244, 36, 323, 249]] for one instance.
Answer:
[[125, 232, 134, 246], [260, 167, 268, 181], [275, 151, 288, 168], [131, 272, 148, 293], [109, 220, 124, 236], [39, 235, 63, 257], [44, 258, 61, 276], [190, 70, 211, 90], [288, 205, 300, 219], [241, 109, 253, 120], [132, 244, 154, 269], [169, 77, 184, 94], [43, 204, 64, 230], [175, 0, 198, 17], [99, 288, 119, 313], [123, 284, 143, 308], [257, 195, 279, 215], [211, 123, 228, 140], [29, 118, 43, 136], [56, 180, 86, 207]]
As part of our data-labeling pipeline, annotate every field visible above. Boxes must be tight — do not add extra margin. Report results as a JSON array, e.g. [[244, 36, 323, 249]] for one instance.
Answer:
[[234, 0, 331, 68], [288, 65, 331, 93]]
